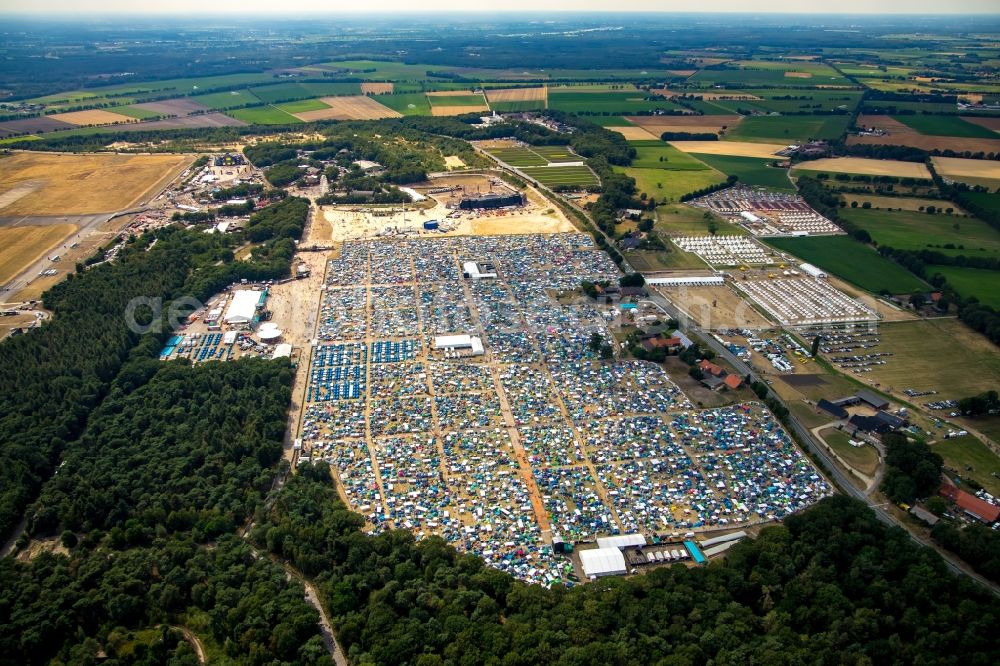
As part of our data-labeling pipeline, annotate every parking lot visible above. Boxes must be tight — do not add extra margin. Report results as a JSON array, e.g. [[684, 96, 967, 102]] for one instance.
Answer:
[[298, 233, 831, 585]]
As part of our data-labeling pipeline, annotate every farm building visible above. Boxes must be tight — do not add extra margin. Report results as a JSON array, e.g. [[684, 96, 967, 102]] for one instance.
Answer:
[[580, 547, 628, 579], [855, 390, 890, 410], [459, 192, 525, 210], [224, 289, 265, 325], [849, 411, 906, 435], [940, 484, 1000, 524], [817, 398, 849, 419], [596, 534, 647, 550]]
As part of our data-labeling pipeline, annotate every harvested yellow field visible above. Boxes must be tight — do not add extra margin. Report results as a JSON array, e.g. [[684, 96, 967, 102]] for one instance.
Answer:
[[360, 82, 393, 95], [841, 195, 965, 214], [792, 157, 930, 179], [669, 140, 787, 159], [785, 71, 812, 78], [609, 126, 661, 141], [932, 156, 1000, 181], [431, 105, 490, 117], [485, 87, 546, 103], [0, 224, 77, 284], [0, 152, 192, 216], [49, 109, 138, 126], [293, 96, 402, 121]]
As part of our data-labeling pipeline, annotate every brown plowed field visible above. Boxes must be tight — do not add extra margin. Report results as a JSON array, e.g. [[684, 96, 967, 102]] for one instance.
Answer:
[[851, 114, 1000, 153], [138, 113, 247, 129], [0, 116, 76, 137], [963, 116, 1000, 133], [609, 126, 661, 140], [132, 98, 211, 116], [48, 109, 138, 126], [360, 82, 394, 95], [293, 96, 401, 121]]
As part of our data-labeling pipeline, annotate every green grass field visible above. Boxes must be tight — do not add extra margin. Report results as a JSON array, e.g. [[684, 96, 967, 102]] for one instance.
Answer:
[[894, 114, 998, 138], [618, 166, 725, 204], [688, 153, 794, 190], [766, 235, 928, 293], [548, 91, 684, 114], [841, 208, 1000, 254], [725, 115, 851, 143], [310, 60, 437, 80], [706, 91, 862, 115], [691, 62, 852, 87], [377, 93, 432, 116], [519, 165, 599, 187], [427, 94, 487, 107], [226, 106, 301, 125], [28, 72, 274, 107], [490, 100, 546, 112], [274, 98, 330, 114], [248, 82, 315, 104], [191, 89, 262, 110], [298, 82, 364, 97], [488, 148, 549, 167], [822, 428, 880, 477], [931, 266, 1000, 307], [530, 146, 581, 162], [932, 435, 1000, 497], [655, 203, 747, 236], [960, 192, 1000, 216], [629, 142, 714, 171], [594, 116, 634, 127]]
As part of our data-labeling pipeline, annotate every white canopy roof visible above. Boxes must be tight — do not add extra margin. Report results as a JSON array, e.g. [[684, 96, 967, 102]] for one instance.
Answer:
[[580, 547, 627, 579]]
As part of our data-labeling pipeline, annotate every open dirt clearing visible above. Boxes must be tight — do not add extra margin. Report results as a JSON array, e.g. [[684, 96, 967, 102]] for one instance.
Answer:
[[0, 152, 192, 216], [851, 115, 1000, 154], [609, 126, 661, 140], [360, 82, 394, 95], [444, 155, 466, 169], [932, 156, 1000, 182], [0, 224, 77, 284], [431, 105, 490, 117], [792, 157, 931, 179], [48, 109, 138, 126], [655, 284, 772, 330], [132, 98, 211, 116], [668, 140, 787, 159], [293, 96, 402, 121], [485, 87, 547, 103]]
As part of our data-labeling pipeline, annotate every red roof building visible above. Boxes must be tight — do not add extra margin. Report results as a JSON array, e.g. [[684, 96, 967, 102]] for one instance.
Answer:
[[698, 359, 724, 377], [723, 374, 744, 390], [940, 483, 1000, 524]]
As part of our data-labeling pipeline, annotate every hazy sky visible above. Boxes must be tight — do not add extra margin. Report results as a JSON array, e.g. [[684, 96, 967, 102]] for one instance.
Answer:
[[1, 1, 998, 15]]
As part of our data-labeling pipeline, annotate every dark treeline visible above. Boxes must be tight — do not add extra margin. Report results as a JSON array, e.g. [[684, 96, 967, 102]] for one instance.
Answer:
[[932, 521, 1000, 583], [660, 131, 719, 141], [879, 432, 943, 504], [255, 469, 1000, 666], [680, 175, 739, 203]]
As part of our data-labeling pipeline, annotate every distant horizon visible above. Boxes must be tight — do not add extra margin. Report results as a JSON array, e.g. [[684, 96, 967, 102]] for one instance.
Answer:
[[1, 4, 999, 17]]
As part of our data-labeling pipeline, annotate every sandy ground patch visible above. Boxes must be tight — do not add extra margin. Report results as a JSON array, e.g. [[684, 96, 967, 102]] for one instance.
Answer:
[[444, 155, 466, 169], [431, 105, 490, 117], [792, 157, 930, 179], [294, 96, 401, 121], [485, 87, 547, 103], [49, 109, 138, 126], [609, 126, 661, 141], [360, 82, 394, 95], [962, 116, 1000, 132], [0, 223, 77, 284], [784, 71, 813, 78], [655, 284, 772, 330], [0, 181, 41, 210], [932, 156, 1000, 181], [0, 152, 192, 216], [669, 140, 787, 158]]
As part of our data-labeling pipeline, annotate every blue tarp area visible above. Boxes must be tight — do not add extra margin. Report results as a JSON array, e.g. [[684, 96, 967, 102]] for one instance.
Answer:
[[683, 540, 707, 564], [166, 335, 182, 346], [159, 345, 176, 358]]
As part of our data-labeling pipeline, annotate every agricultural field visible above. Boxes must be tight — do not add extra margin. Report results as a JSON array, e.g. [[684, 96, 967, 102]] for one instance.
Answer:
[[655, 203, 746, 236], [519, 165, 599, 188], [248, 82, 319, 104], [275, 98, 331, 114], [548, 91, 682, 115], [427, 93, 490, 116], [227, 106, 301, 125], [628, 142, 716, 171], [129, 98, 211, 116], [669, 140, 788, 159], [292, 96, 402, 121], [377, 93, 433, 116], [49, 110, 138, 126], [724, 115, 851, 143], [791, 157, 931, 179], [931, 157, 1000, 189], [839, 208, 1000, 255], [851, 115, 1000, 154], [485, 87, 546, 112], [687, 154, 794, 190], [0, 224, 78, 285], [766, 235, 928, 294], [486, 145, 582, 167], [690, 61, 853, 87], [860, 319, 1000, 402], [932, 435, 1000, 497], [617, 166, 725, 203], [110, 106, 164, 120], [190, 89, 262, 110], [893, 114, 998, 138], [932, 266, 1000, 307], [0, 152, 192, 216], [843, 195, 964, 213], [626, 114, 742, 136]]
